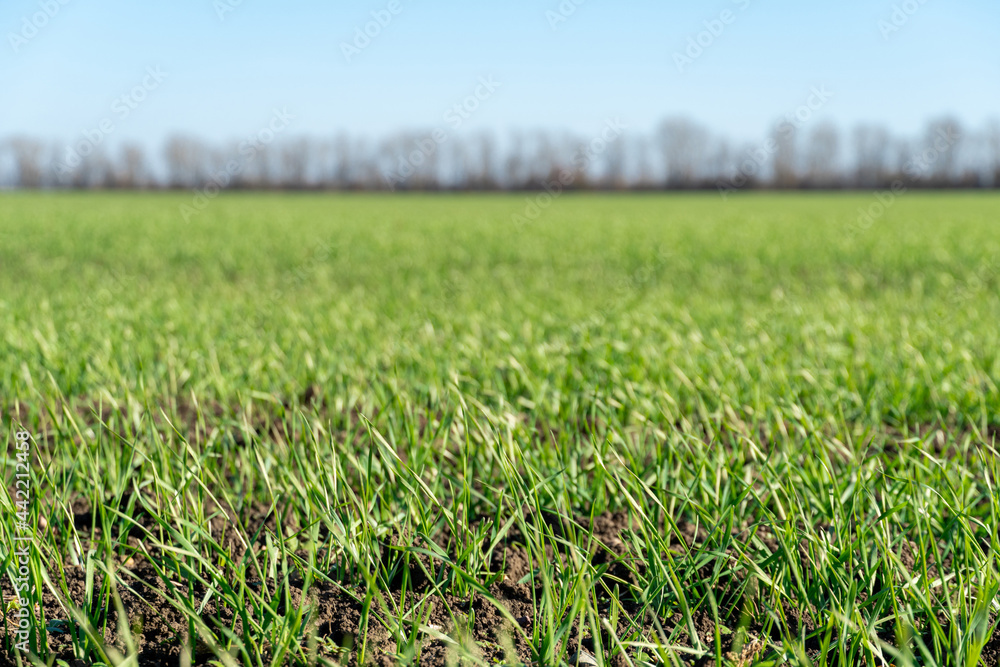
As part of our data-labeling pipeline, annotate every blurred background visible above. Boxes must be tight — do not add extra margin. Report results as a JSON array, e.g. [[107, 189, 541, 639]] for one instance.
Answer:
[[2, 0, 998, 191]]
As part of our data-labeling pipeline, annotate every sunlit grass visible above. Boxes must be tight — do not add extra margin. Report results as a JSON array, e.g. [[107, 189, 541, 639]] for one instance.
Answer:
[[0, 192, 998, 666]]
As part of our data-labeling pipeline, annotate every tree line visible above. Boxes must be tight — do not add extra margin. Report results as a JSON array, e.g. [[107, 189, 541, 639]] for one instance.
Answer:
[[1, 116, 997, 192]]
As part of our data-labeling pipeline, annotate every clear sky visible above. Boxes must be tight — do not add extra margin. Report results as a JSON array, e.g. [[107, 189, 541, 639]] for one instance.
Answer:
[[2, 0, 998, 148]]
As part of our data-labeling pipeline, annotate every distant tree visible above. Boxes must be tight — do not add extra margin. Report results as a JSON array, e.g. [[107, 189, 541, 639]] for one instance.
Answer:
[[852, 125, 891, 187], [4, 116, 999, 191], [920, 118, 962, 185], [733, 142, 764, 189], [46, 143, 67, 186], [280, 137, 312, 188], [631, 136, 655, 188], [471, 131, 498, 190], [603, 131, 627, 189], [804, 123, 840, 187], [504, 132, 528, 189], [164, 135, 208, 188], [244, 141, 277, 188], [988, 120, 1000, 186], [70, 147, 114, 189], [115, 143, 150, 189], [525, 132, 551, 188], [707, 139, 731, 188], [353, 139, 381, 190], [891, 138, 914, 184], [326, 133, 350, 188], [770, 123, 797, 188], [658, 117, 708, 188], [8, 137, 45, 188]]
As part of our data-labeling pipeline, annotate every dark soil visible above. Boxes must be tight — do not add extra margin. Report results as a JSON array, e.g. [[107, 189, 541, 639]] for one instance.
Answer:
[[0, 498, 763, 666], [3, 496, 999, 666], [3, 399, 999, 665]]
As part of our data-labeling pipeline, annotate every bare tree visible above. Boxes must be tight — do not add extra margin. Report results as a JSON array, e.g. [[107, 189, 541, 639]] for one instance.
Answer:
[[68, 147, 114, 189], [658, 117, 708, 187], [8, 137, 45, 188], [920, 118, 962, 185], [243, 141, 278, 189], [804, 123, 840, 187], [770, 123, 797, 188], [280, 137, 312, 188], [889, 138, 913, 184], [988, 120, 1000, 186], [0, 143, 12, 187], [164, 135, 209, 188], [602, 131, 627, 189], [504, 132, 528, 189], [707, 139, 732, 188], [475, 132, 498, 190], [440, 132, 496, 190], [326, 133, 350, 188], [3, 116, 999, 191], [114, 144, 150, 189], [631, 136, 655, 188], [852, 125, 890, 187], [352, 139, 381, 190]]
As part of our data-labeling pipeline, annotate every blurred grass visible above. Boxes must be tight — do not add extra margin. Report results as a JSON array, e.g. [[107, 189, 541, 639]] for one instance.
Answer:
[[0, 192, 997, 426]]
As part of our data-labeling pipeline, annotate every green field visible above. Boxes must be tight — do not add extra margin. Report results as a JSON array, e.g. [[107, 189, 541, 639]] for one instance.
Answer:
[[2, 192, 1000, 666]]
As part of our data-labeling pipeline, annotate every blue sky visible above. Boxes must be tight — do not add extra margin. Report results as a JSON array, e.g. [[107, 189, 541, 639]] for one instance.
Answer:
[[2, 0, 997, 148]]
